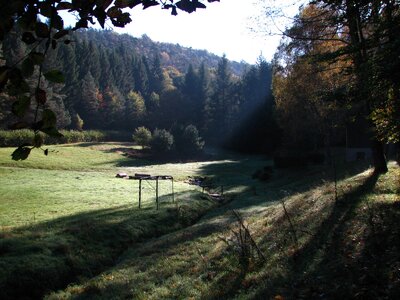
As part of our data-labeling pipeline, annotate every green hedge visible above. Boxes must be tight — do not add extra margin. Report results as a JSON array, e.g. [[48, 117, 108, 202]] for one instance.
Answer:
[[0, 130, 131, 147]]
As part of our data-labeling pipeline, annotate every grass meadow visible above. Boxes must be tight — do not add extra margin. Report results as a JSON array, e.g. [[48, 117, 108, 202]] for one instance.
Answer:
[[0, 142, 399, 299]]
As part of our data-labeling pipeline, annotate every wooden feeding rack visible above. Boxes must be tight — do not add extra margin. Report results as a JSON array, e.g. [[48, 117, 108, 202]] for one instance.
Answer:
[[129, 173, 174, 210]]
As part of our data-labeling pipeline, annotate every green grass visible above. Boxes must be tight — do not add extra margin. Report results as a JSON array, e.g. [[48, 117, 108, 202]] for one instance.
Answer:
[[0, 142, 228, 299], [0, 143, 139, 171], [1, 142, 399, 299], [46, 162, 399, 300]]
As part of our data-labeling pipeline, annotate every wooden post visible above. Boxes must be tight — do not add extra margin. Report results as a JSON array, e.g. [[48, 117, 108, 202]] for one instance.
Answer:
[[156, 177, 159, 210], [138, 179, 142, 208], [171, 178, 175, 203]]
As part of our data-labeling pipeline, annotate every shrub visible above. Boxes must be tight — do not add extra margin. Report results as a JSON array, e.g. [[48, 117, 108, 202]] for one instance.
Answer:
[[0, 129, 35, 147], [180, 124, 205, 155], [132, 126, 152, 149], [71, 113, 84, 131], [150, 128, 174, 153]]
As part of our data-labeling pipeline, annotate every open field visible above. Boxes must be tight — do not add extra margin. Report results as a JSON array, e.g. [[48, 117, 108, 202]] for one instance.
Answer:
[[1, 143, 399, 299]]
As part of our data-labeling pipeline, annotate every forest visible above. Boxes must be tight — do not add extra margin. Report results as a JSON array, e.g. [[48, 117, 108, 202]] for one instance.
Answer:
[[0, 28, 276, 154]]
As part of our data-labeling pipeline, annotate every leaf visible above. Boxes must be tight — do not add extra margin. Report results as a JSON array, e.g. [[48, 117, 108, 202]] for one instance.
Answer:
[[0, 66, 10, 91], [22, 32, 36, 45], [176, 0, 206, 13], [74, 19, 88, 30], [44, 70, 65, 83], [11, 146, 32, 161], [56, 2, 74, 10], [38, 2, 53, 18], [9, 122, 29, 130], [111, 12, 132, 27], [52, 14, 64, 30], [35, 88, 47, 105], [53, 29, 69, 40], [30, 52, 45, 65], [35, 22, 49, 38], [114, 0, 131, 8], [33, 133, 44, 148], [11, 96, 31, 118], [142, 0, 159, 9], [101, 0, 114, 9], [21, 58, 35, 77], [42, 109, 57, 128], [40, 126, 64, 138], [128, 0, 142, 8], [107, 6, 122, 18]]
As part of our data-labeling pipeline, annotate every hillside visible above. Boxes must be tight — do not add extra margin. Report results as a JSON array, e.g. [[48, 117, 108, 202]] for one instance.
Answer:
[[1, 27, 271, 150], [78, 29, 249, 76]]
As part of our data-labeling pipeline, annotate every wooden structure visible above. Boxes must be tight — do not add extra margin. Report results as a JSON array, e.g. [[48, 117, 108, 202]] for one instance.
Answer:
[[129, 173, 174, 210]]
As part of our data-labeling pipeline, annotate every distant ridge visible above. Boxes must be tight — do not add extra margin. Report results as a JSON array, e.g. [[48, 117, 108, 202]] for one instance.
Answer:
[[78, 29, 249, 76]]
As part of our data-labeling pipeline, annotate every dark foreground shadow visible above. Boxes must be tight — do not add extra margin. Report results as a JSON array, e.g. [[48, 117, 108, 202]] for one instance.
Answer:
[[251, 169, 400, 299]]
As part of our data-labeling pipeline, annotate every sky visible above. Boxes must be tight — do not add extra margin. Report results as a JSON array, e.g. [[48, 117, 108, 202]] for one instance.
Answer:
[[63, 1, 303, 64]]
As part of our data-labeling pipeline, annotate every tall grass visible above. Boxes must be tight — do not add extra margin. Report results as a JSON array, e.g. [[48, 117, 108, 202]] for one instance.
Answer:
[[0, 129, 133, 147]]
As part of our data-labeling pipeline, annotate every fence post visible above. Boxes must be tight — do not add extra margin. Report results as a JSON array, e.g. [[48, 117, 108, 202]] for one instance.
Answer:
[[172, 178, 175, 203], [138, 179, 142, 208], [156, 177, 159, 210]]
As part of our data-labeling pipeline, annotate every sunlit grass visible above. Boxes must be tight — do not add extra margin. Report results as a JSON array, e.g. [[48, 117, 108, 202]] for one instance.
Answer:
[[0, 143, 139, 171]]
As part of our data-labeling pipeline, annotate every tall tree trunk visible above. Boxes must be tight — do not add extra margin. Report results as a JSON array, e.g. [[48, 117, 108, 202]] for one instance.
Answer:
[[371, 138, 388, 174], [345, 0, 388, 173]]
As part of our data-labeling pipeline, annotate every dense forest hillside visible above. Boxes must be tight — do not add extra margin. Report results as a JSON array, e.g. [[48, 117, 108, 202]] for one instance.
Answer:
[[134, 33, 249, 76], [75, 30, 248, 76], [1, 28, 277, 151]]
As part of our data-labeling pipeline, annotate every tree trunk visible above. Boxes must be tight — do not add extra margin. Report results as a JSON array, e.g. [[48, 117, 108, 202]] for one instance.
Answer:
[[345, 0, 388, 173], [371, 138, 388, 174]]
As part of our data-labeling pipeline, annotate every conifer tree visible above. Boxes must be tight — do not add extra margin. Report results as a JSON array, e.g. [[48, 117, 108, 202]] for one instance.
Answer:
[[78, 72, 102, 128]]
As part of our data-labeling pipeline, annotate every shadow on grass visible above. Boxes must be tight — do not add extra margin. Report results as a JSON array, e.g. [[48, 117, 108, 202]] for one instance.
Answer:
[[194, 158, 373, 213], [69, 162, 380, 299], [0, 190, 213, 300], [251, 170, 399, 299]]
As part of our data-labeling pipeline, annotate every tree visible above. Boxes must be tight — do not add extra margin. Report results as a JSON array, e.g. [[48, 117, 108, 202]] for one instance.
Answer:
[[150, 128, 174, 153], [126, 90, 146, 127], [132, 126, 152, 149], [0, 0, 219, 160], [71, 112, 84, 131], [101, 85, 125, 129], [272, 4, 349, 159], [205, 55, 234, 142], [78, 72, 102, 128], [181, 124, 205, 154], [262, 0, 399, 172], [310, 0, 396, 173]]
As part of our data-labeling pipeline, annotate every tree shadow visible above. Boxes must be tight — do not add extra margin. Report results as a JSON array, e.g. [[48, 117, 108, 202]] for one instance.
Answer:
[[71, 161, 377, 299], [252, 170, 382, 299]]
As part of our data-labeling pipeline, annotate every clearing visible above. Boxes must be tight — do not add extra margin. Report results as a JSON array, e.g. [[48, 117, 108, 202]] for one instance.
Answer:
[[0, 143, 399, 299]]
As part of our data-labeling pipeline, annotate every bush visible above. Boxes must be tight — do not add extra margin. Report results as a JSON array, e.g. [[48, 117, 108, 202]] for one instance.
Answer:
[[0, 130, 108, 147], [0, 129, 35, 147], [132, 126, 152, 149], [179, 125, 204, 155], [71, 113, 84, 131], [150, 128, 174, 153]]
